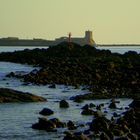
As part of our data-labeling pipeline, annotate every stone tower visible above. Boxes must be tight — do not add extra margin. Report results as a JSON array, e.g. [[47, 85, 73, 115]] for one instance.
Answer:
[[85, 30, 96, 46]]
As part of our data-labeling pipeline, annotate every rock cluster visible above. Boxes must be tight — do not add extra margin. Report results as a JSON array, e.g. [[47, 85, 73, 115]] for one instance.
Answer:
[[0, 42, 140, 99]]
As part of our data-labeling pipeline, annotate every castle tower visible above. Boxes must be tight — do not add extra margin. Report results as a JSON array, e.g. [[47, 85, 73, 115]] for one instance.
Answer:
[[85, 30, 96, 46]]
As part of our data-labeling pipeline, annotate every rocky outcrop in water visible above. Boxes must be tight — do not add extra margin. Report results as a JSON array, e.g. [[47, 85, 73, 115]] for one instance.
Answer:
[[0, 42, 140, 99], [59, 100, 69, 108], [39, 108, 54, 115], [32, 117, 65, 132], [0, 88, 46, 103]]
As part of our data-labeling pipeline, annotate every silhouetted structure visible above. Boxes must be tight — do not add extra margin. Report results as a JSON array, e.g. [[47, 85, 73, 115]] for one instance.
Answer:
[[0, 31, 96, 47]]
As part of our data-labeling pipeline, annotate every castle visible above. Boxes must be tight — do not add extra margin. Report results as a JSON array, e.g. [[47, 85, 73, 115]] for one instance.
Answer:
[[0, 31, 96, 47], [54, 30, 96, 47]]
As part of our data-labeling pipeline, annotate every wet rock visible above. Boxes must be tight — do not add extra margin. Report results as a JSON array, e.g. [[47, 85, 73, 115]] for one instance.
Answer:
[[81, 104, 89, 110], [39, 108, 54, 115], [100, 132, 110, 140], [113, 112, 120, 117], [67, 120, 77, 130], [6, 72, 15, 77], [50, 118, 66, 128], [63, 132, 90, 140], [127, 132, 138, 140], [48, 84, 56, 88], [32, 117, 65, 132], [90, 116, 110, 132], [0, 88, 46, 103], [89, 103, 96, 108], [129, 99, 140, 108], [74, 98, 83, 103], [59, 100, 69, 108], [113, 129, 124, 136], [94, 111, 104, 118], [108, 102, 117, 109], [96, 105, 102, 110], [81, 108, 94, 115], [32, 117, 56, 131]]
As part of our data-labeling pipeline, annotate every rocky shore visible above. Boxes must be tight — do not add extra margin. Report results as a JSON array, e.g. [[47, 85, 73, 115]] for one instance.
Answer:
[[0, 42, 140, 139], [0, 88, 46, 103], [31, 99, 140, 140], [0, 42, 140, 99]]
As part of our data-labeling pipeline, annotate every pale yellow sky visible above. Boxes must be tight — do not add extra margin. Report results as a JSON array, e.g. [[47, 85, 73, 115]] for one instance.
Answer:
[[0, 0, 140, 43]]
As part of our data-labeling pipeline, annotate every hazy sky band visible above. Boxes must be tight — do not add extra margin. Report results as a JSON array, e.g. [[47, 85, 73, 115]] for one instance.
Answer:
[[0, 0, 140, 44]]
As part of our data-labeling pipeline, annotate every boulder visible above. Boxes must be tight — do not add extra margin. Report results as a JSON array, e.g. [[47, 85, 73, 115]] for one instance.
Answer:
[[59, 100, 69, 108], [81, 109, 94, 115], [109, 102, 117, 109], [39, 108, 54, 115], [32, 117, 66, 132], [32, 117, 56, 132], [0, 88, 46, 103], [67, 120, 77, 130], [48, 84, 56, 88], [81, 104, 89, 110], [129, 99, 140, 108], [50, 118, 66, 128], [63, 132, 90, 140], [6, 72, 15, 77], [89, 103, 96, 108]]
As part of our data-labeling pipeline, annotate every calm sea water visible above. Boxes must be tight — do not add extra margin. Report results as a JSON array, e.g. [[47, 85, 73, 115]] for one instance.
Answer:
[[0, 45, 140, 54], [0, 46, 137, 140]]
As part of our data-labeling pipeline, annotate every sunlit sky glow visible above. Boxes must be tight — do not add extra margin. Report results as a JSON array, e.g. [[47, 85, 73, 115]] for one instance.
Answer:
[[0, 0, 140, 44]]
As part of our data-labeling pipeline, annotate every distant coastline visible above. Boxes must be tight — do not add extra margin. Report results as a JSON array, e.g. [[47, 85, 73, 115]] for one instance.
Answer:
[[0, 37, 140, 47], [98, 44, 140, 47], [0, 31, 96, 47]]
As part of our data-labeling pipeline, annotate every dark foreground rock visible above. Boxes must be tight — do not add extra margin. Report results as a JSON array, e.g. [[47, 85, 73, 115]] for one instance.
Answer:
[[0, 88, 46, 103], [59, 100, 69, 108], [32, 117, 65, 132], [39, 108, 54, 115]]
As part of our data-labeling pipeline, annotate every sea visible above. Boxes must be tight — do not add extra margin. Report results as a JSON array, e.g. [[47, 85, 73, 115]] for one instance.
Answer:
[[0, 46, 139, 140]]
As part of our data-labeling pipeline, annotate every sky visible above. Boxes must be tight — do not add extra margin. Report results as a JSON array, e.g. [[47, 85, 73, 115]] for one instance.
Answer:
[[0, 0, 140, 44]]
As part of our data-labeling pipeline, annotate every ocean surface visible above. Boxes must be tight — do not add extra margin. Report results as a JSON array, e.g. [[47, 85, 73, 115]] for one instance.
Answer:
[[0, 46, 139, 140]]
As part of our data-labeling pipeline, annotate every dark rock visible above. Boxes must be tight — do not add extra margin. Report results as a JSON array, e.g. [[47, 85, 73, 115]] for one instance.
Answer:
[[113, 129, 124, 136], [0, 88, 46, 103], [67, 120, 77, 130], [108, 102, 117, 109], [59, 100, 69, 108], [113, 112, 120, 117], [94, 111, 104, 118], [129, 99, 140, 108], [74, 98, 83, 103], [39, 108, 54, 115], [96, 105, 102, 110], [63, 133, 90, 140], [104, 110, 108, 113], [81, 109, 94, 115], [90, 116, 110, 132], [32, 117, 56, 131], [48, 84, 56, 88], [100, 132, 110, 140], [127, 132, 138, 140], [6, 72, 15, 77], [81, 104, 89, 110], [32, 117, 65, 132], [50, 118, 66, 128], [83, 129, 90, 135], [89, 103, 96, 108]]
